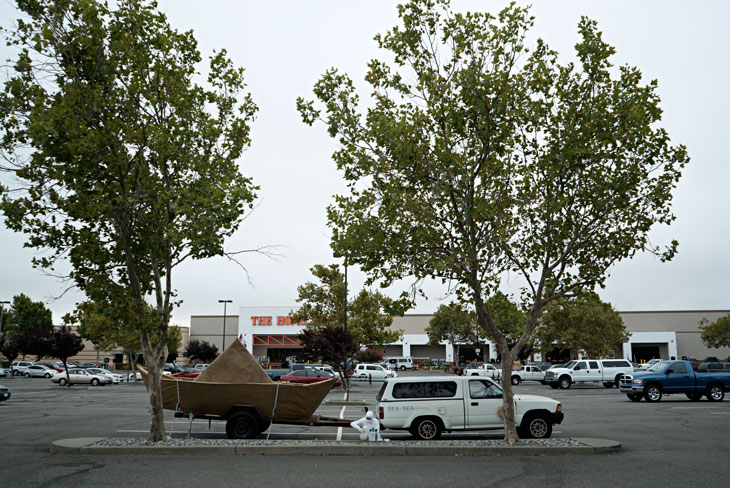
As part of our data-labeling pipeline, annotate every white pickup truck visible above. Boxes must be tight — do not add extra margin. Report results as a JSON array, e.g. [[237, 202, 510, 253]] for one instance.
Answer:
[[376, 375, 563, 440], [510, 365, 546, 385], [463, 363, 502, 380]]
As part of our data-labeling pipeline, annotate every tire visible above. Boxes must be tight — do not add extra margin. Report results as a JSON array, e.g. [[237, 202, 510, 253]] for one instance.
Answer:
[[706, 384, 725, 402], [90, 378, 100, 386], [559, 376, 571, 389], [58, 378, 68, 386], [226, 411, 261, 439], [603, 382, 614, 389], [410, 417, 442, 440], [518, 413, 552, 439], [615, 375, 623, 389], [401, 365, 406, 372], [686, 392, 702, 401], [24, 372, 31, 378], [511, 376, 521, 386], [549, 383, 559, 389], [644, 384, 662, 402], [627, 393, 642, 402], [45, 373, 52, 378]]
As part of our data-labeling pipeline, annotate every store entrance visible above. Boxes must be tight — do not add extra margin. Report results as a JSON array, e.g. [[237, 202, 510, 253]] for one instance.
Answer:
[[268, 348, 303, 365]]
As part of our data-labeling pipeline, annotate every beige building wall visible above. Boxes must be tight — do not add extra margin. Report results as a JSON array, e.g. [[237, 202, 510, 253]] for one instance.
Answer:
[[189, 315, 240, 354], [391, 315, 433, 335]]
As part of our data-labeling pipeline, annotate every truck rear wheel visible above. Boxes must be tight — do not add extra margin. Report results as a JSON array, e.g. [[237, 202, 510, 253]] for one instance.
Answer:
[[511, 376, 521, 385], [410, 417, 442, 440], [518, 413, 552, 439], [706, 384, 725, 402], [644, 384, 662, 402], [226, 411, 261, 439]]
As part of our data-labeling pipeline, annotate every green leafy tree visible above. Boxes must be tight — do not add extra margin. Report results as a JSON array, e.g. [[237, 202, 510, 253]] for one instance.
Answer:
[[536, 293, 629, 359], [298, 327, 356, 390], [347, 289, 404, 348], [0, 0, 257, 442], [14, 322, 54, 360], [183, 339, 218, 364], [2, 294, 53, 338], [355, 347, 384, 364], [699, 315, 730, 350], [425, 303, 475, 365], [0, 333, 20, 364], [298, 0, 688, 441]]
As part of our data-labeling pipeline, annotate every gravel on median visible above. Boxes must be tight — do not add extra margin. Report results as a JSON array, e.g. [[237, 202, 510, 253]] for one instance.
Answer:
[[93, 437, 585, 448]]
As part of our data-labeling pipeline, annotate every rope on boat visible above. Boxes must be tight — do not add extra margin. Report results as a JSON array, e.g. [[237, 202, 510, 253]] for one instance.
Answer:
[[266, 382, 281, 440], [175, 378, 181, 413]]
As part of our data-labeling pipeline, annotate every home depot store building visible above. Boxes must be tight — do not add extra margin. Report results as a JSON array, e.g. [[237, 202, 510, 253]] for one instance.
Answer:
[[188, 307, 730, 364]]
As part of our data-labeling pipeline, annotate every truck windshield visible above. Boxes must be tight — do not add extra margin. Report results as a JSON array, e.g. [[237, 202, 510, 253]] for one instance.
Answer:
[[647, 361, 672, 372], [563, 361, 576, 369]]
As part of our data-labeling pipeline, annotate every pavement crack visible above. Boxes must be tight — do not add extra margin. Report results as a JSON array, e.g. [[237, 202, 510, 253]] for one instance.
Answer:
[[34, 461, 106, 488]]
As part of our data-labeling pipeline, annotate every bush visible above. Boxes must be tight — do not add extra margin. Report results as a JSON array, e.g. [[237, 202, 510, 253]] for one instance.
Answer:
[[355, 347, 384, 364]]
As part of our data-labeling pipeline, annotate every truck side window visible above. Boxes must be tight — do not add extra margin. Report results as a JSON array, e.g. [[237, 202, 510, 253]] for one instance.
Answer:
[[671, 363, 687, 374], [589, 361, 599, 369], [469, 380, 502, 399]]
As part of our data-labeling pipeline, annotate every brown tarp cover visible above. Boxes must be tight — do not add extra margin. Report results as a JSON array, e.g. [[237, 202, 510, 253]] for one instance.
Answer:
[[141, 339, 335, 419], [195, 339, 273, 384]]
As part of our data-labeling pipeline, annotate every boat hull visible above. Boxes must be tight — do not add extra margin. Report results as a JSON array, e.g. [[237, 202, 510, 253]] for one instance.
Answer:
[[142, 370, 336, 420]]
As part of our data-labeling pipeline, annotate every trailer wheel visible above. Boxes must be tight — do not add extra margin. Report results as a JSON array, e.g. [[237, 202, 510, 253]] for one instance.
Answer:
[[226, 411, 260, 439]]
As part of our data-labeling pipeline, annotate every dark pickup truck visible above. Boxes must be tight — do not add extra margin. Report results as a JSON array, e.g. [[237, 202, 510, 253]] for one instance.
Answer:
[[619, 360, 730, 402]]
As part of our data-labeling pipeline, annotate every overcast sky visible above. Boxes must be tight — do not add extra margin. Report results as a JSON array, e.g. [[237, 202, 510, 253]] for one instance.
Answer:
[[1, 0, 728, 327]]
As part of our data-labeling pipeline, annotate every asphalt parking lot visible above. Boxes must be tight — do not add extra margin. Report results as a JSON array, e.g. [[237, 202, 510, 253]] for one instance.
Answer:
[[1, 370, 729, 487]]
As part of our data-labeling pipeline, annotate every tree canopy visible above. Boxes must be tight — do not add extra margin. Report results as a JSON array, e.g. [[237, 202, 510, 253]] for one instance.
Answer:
[[699, 315, 730, 350], [298, 0, 688, 442], [1, 294, 53, 338], [183, 339, 219, 364], [425, 302, 475, 364], [0, 0, 257, 442], [535, 293, 629, 359]]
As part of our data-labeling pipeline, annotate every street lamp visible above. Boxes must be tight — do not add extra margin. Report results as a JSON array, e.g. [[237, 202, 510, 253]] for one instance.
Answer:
[[218, 299, 232, 352], [0, 301, 10, 334]]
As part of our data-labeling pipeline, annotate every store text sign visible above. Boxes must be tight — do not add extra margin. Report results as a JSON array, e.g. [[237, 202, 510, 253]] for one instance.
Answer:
[[251, 316, 307, 326]]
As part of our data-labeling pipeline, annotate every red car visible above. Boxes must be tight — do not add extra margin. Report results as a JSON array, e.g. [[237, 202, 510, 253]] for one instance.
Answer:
[[280, 369, 341, 387], [171, 369, 202, 378]]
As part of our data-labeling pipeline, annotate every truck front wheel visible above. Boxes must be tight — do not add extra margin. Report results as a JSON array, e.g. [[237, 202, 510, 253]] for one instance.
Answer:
[[511, 376, 521, 385], [518, 413, 552, 439], [410, 417, 442, 440], [706, 384, 725, 402], [559, 376, 571, 389], [644, 384, 662, 402]]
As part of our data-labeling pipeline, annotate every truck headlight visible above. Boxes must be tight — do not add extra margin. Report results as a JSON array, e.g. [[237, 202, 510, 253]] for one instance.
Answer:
[[556, 404, 561, 413], [633, 379, 644, 385]]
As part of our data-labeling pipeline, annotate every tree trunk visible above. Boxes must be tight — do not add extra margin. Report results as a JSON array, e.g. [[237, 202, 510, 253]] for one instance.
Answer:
[[497, 341, 520, 444], [142, 355, 167, 443]]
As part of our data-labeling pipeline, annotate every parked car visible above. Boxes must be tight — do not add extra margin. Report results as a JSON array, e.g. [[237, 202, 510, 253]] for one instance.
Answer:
[[11, 360, 37, 376], [126, 372, 142, 382], [696, 362, 730, 373], [383, 356, 414, 371], [77, 362, 103, 368], [51, 368, 113, 386], [463, 363, 502, 380], [0, 367, 9, 377], [39, 362, 65, 373], [313, 365, 341, 379], [705, 356, 719, 363], [0, 384, 10, 402], [686, 357, 699, 370], [510, 365, 546, 385], [85, 367, 125, 384], [352, 363, 396, 381], [544, 359, 634, 389], [619, 360, 730, 402], [171, 369, 202, 378], [23, 364, 57, 378], [377, 375, 563, 440], [280, 369, 341, 386], [164, 363, 186, 374], [527, 362, 553, 371], [194, 363, 210, 370]]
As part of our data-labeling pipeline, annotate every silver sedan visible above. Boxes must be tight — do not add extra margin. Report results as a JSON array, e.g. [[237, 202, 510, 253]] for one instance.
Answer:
[[51, 368, 113, 386]]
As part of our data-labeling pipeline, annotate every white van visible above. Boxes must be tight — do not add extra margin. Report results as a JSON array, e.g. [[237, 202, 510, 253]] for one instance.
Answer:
[[384, 357, 414, 371], [376, 375, 563, 440], [543, 359, 634, 389]]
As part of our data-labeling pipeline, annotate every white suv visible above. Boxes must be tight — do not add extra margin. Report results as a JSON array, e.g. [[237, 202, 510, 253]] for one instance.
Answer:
[[384, 357, 414, 371], [353, 363, 397, 381], [11, 361, 37, 376]]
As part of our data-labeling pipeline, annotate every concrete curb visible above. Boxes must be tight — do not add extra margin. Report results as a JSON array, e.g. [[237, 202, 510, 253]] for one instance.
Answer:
[[51, 438, 621, 456]]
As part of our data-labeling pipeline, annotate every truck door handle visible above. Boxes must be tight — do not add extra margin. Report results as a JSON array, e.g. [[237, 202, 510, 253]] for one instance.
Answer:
[[471, 402, 478, 406]]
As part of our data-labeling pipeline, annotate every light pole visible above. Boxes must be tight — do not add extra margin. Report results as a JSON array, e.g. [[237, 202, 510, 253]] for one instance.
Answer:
[[0, 301, 9, 334], [218, 299, 232, 352]]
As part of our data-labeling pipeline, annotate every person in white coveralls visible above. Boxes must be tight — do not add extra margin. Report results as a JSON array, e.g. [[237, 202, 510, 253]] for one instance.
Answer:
[[350, 411, 382, 441]]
